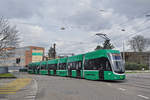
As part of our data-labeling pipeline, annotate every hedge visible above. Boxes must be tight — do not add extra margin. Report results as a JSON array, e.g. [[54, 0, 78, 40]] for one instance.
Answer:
[[125, 62, 149, 70], [19, 68, 28, 72]]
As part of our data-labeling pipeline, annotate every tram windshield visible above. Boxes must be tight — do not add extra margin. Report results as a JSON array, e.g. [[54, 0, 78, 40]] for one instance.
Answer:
[[109, 53, 125, 74]]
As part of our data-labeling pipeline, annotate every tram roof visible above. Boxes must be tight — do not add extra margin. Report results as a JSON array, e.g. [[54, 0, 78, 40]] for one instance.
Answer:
[[84, 49, 120, 60], [58, 57, 67, 63], [47, 59, 58, 64], [40, 61, 47, 65], [68, 54, 84, 62]]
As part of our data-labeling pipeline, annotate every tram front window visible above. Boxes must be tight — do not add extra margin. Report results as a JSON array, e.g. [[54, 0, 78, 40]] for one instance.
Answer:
[[110, 53, 125, 74]]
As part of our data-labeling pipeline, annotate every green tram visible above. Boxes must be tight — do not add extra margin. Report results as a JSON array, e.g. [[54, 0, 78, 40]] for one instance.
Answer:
[[28, 49, 125, 80]]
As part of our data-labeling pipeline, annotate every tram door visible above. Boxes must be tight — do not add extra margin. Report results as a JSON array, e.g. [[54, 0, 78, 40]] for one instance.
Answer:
[[37, 66, 40, 74], [53, 64, 57, 75], [68, 63, 72, 77], [76, 61, 82, 78], [76, 69, 81, 78], [98, 58, 110, 80], [99, 70, 104, 80], [68, 69, 72, 77], [48, 68, 51, 75], [53, 69, 56, 75], [33, 68, 35, 74]]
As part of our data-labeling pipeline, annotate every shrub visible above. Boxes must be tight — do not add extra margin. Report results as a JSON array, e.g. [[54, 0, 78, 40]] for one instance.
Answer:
[[125, 62, 149, 70]]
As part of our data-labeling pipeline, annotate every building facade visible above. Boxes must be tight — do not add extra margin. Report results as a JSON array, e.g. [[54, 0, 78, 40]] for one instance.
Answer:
[[0, 46, 44, 67]]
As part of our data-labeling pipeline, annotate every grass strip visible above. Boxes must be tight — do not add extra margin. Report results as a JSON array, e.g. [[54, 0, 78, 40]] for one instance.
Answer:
[[0, 73, 16, 78]]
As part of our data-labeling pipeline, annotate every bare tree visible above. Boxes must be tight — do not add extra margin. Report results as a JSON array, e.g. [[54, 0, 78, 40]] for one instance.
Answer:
[[0, 17, 19, 57], [128, 35, 149, 52]]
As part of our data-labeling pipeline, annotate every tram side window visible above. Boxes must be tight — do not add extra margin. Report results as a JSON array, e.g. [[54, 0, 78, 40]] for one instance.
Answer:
[[73, 62, 76, 70], [47, 64, 54, 69], [37, 65, 40, 70], [57, 64, 59, 70], [84, 60, 93, 70], [71, 62, 76, 70], [41, 64, 47, 70], [68, 61, 82, 70], [67, 63, 71, 69], [77, 61, 82, 69], [32, 65, 35, 69], [75, 62, 79, 69], [41, 65, 44, 70], [51, 64, 57, 70], [63, 63, 66, 70], [84, 58, 111, 71], [30, 66, 32, 69], [59, 63, 61, 70], [67, 62, 75, 70], [28, 66, 31, 69], [34, 65, 37, 69], [44, 65, 46, 69], [58, 63, 66, 70], [47, 64, 51, 69], [95, 58, 111, 71], [104, 58, 111, 71]]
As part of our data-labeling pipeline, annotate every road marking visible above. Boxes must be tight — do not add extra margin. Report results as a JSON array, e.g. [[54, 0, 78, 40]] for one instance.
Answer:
[[118, 88, 126, 91], [24, 96, 35, 99], [33, 78, 38, 94], [0, 78, 32, 94], [0, 92, 16, 94], [24, 79, 38, 100], [138, 95, 149, 99]]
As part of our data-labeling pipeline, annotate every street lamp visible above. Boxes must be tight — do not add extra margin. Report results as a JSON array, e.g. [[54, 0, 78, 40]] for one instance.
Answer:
[[60, 27, 65, 30], [121, 29, 125, 31], [145, 14, 150, 17]]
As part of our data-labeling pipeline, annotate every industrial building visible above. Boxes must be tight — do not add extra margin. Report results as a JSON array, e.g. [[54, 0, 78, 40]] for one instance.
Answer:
[[0, 46, 44, 67]]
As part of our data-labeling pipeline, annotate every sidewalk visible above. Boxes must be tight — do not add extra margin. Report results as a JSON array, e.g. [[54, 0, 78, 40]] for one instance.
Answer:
[[0, 78, 32, 94], [126, 70, 150, 73], [0, 72, 38, 100]]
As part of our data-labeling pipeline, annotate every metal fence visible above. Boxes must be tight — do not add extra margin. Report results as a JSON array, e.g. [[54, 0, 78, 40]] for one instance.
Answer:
[[8, 66, 22, 70], [0, 67, 8, 74]]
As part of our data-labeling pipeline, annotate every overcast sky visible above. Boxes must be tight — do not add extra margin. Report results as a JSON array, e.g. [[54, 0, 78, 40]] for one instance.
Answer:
[[0, 0, 150, 55]]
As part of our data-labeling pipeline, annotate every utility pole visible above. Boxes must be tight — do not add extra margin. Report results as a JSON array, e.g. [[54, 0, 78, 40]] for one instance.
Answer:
[[149, 55, 150, 70], [123, 41, 125, 63], [121, 29, 126, 63]]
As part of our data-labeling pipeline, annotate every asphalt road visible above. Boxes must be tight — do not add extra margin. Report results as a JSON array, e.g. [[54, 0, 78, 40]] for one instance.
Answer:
[[1, 72, 150, 100], [33, 73, 150, 100]]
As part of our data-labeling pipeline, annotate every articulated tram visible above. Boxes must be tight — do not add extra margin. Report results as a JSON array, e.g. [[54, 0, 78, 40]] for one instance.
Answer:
[[28, 49, 125, 80]]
